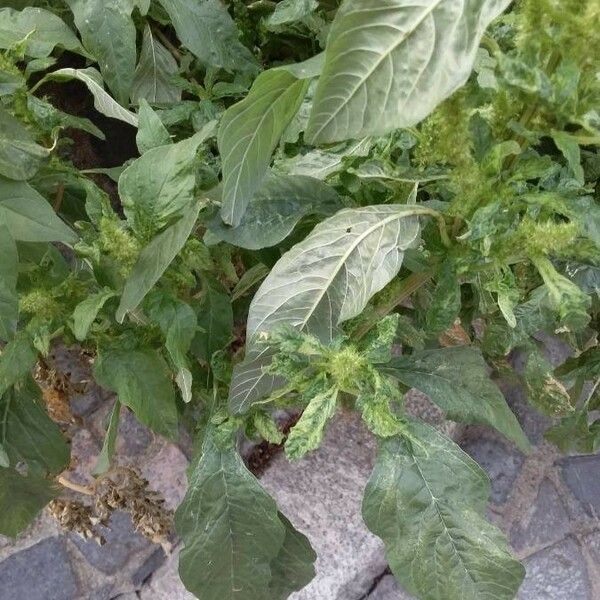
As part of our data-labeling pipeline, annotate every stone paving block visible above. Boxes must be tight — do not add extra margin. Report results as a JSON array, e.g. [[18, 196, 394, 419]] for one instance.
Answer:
[[461, 428, 525, 504], [0, 537, 80, 600], [367, 575, 414, 600], [139, 549, 194, 600], [260, 411, 384, 600], [139, 441, 189, 510], [518, 537, 591, 600], [70, 511, 152, 575], [560, 455, 600, 517], [510, 479, 571, 554]]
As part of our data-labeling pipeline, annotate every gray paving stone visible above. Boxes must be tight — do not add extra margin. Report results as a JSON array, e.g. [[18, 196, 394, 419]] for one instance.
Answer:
[[261, 411, 384, 600], [560, 455, 600, 517], [132, 548, 167, 587], [0, 537, 79, 600], [511, 479, 571, 553], [367, 575, 414, 600], [71, 511, 151, 575], [518, 537, 591, 600], [461, 428, 525, 504], [139, 549, 194, 600]]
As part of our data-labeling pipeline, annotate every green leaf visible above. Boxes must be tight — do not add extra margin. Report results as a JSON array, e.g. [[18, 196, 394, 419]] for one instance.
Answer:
[[0, 7, 84, 58], [92, 400, 120, 475], [71, 288, 116, 341], [116, 201, 200, 323], [552, 130, 584, 184], [0, 467, 58, 538], [175, 436, 286, 600], [382, 347, 531, 452], [156, 0, 258, 73], [0, 377, 70, 475], [146, 293, 197, 403], [268, 513, 317, 600], [131, 25, 181, 105], [426, 260, 461, 334], [218, 69, 310, 226], [252, 412, 284, 445], [191, 277, 233, 362], [306, 0, 510, 143], [362, 422, 525, 600], [0, 333, 37, 397], [27, 95, 105, 140], [93, 347, 178, 439], [66, 0, 136, 105], [0, 178, 77, 243], [545, 411, 600, 454], [285, 384, 338, 460], [41, 68, 138, 127], [0, 107, 49, 180], [0, 225, 18, 341], [231, 264, 269, 301], [136, 98, 172, 154], [230, 203, 421, 412], [533, 256, 591, 333], [119, 123, 214, 235], [267, 0, 318, 28], [208, 174, 341, 249], [523, 347, 574, 417]]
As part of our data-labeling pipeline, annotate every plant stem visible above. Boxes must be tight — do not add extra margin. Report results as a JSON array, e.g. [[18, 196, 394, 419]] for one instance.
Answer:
[[57, 475, 94, 496]]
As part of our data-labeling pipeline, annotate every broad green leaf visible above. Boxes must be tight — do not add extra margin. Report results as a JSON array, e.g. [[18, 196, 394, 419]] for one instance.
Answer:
[[0, 333, 37, 397], [0, 107, 49, 180], [66, 0, 136, 105], [191, 277, 233, 362], [285, 384, 338, 460], [382, 347, 530, 452], [306, 0, 511, 143], [277, 138, 372, 180], [267, 0, 318, 27], [136, 99, 172, 154], [119, 123, 214, 235], [218, 69, 310, 226], [41, 68, 138, 127], [0, 178, 77, 243], [146, 294, 197, 403], [0, 7, 84, 57], [269, 513, 317, 600], [208, 174, 341, 249], [175, 436, 285, 600], [116, 201, 200, 323], [131, 25, 181, 105], [93, 348, 178, 439], [362, 422, 525, 600], [71, 288, 116, 341], [156, 0, 258, 73], [0, 467, 58, 538], [0, 377, 70, 475], [92, 400, 120, 475], [230, 203, 421, 412], [27, 95, 105, 140], [0, 225, 18, 341]]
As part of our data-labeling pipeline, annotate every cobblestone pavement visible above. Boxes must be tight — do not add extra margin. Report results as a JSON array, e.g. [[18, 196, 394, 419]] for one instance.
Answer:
[[1, 344, 599, 600]]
